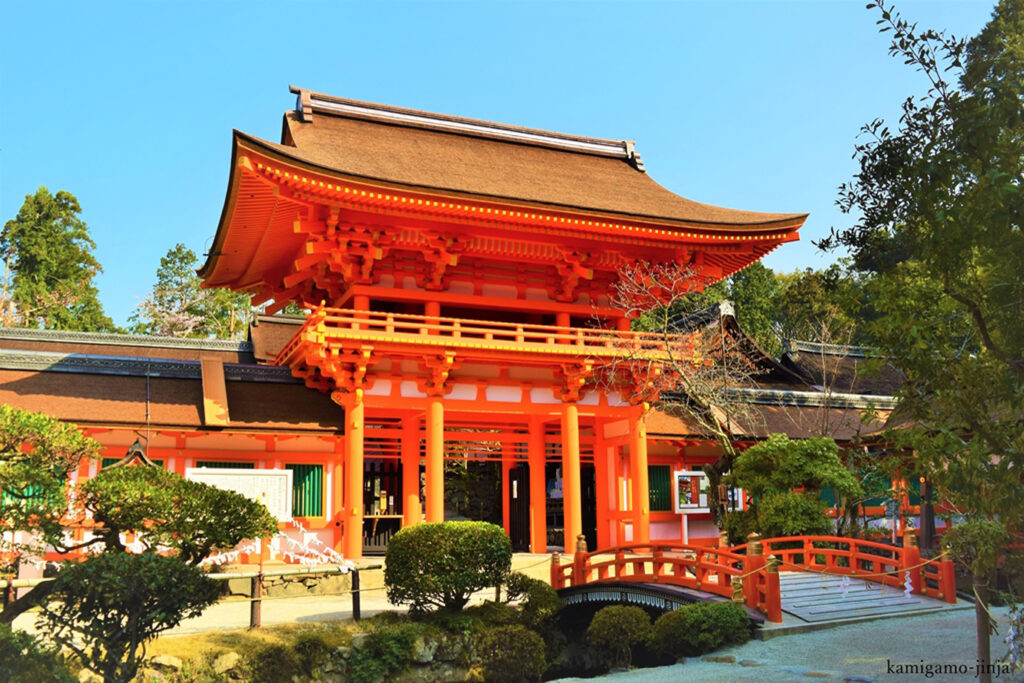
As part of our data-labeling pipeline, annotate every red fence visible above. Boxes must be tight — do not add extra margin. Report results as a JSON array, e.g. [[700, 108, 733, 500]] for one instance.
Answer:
[[549, 538, 782, 622], [549, 534, 958, 624]]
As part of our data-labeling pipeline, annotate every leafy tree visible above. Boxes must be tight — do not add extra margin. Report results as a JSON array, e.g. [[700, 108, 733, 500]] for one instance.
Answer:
[[773, 261, 871, 345], [820, 1, 1024, 676], [38, 552, 220, 683], [0, 187, 116, 331], [0, 407, 278, 681], [723, 434, 862, 541], [727, 262, 782, 355], [131, 243, 254, 339]]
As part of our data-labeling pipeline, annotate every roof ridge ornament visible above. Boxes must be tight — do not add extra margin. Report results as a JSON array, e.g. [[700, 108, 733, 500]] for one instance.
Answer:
[[288, 85, 637, 160]]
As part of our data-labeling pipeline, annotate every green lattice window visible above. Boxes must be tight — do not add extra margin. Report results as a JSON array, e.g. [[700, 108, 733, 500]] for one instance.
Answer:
[[648, 465, 672, 512], [287, 464, 323, 517]]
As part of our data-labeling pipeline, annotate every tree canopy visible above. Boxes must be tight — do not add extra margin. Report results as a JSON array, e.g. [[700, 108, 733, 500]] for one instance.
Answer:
[[820, 2, 1024, 676], [0, 187, 116, 332], [130, 243, 254, 339]]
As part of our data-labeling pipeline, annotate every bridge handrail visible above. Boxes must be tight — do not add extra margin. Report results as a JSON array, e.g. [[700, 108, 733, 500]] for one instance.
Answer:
[[549, 539, 782, 623]]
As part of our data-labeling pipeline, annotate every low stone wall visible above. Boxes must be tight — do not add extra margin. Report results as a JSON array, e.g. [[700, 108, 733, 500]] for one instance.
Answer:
[[219, 569, 354, 599]]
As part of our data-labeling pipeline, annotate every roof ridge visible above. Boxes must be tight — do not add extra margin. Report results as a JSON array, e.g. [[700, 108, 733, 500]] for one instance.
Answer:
[[289, 86, 644, 167], [0, 326, 252, 352]]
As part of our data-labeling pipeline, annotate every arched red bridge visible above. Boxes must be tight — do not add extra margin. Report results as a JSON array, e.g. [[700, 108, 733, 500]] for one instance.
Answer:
[[549, 534, 958, 624]]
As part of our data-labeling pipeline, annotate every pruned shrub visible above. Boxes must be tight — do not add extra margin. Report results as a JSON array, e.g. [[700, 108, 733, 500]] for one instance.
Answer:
[[477, 625, 547, 683], [504, 571, 562, 629], [756, 491, 833, 538], [348, 622, 423, 683], [0, 624, 74, 683], [586, 605, 651, 669], [463, 600, 519, 627], [648, 601, 751, 658], [385, 521, 512, 612]]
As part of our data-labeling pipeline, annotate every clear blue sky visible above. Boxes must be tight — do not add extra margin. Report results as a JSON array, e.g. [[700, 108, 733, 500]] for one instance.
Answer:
[[1, 1, 995, 329]]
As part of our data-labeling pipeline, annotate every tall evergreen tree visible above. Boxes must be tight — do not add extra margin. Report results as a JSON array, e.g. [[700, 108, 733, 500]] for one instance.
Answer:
[[130, 244, 254, 339], [0, 187, 115, 331]]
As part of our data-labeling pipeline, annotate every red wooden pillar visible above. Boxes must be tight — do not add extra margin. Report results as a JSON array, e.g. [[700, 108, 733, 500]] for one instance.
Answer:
[[629, 407, 650, 545], [561, 402, 582, 552], [425, 396, 444, 523], [400, 415, 421, 528], [342, 390, 364, 560], [528, 417, 547, 553]]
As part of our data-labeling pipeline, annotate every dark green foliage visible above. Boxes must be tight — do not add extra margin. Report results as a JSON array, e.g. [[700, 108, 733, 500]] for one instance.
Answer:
[[0, 187, 116, 331], [724, 434, 861, 539], [0, 624, 73, 683], [586, 605, 651, 669], [648, 601, 751, 658], [244, 642, 302, 683], [0, 405, 100, 554], [477, 625, 547, 683], [754, 491, 833, 539], [38, 552, 221, 683], [77, 465, 278, 564], [463, 600, 519, 627], [504, 571, 563, 629], [348, 622, 423, 683], [722, 508, 758, 546], [293, 631, 332, 679], [130, 243, 254, 339], [725, 435, 862, 499], [385, 521, 512, 612]]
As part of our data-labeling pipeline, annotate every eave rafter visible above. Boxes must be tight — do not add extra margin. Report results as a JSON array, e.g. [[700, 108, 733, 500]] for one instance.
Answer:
[[211, 150, 800, 310]]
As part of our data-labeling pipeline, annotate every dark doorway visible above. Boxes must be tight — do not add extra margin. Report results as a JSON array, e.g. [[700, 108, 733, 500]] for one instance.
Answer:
[[362, 459, 402, 555], [544, 462, 598, 552], [508, 462, 530, 551]]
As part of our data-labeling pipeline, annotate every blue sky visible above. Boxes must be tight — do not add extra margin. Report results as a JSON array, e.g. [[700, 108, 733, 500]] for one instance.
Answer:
[[1, 1, 995, 328]]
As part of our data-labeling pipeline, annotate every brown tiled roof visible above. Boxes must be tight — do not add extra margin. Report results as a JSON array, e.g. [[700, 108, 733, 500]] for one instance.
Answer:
[[0, 328, 253, 363], [258, 110, 804, 228], [0, 369, 343, 432], [250, 315, 303, 362], [780, 345, 903, 396], [646, 404, 887, 443]]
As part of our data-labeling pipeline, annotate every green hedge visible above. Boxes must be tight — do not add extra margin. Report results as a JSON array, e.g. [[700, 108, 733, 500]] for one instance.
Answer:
[[586, 605, 651, 669], [477, 625, 547, 682], [648, 601, 750, 658], [385, 521, 512, 613]]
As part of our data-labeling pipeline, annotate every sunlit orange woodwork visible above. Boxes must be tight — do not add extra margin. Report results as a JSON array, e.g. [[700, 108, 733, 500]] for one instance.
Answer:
[[196, 88, 806, 557]]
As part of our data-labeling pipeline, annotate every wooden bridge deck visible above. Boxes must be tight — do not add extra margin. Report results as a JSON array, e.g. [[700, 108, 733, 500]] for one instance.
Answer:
[[755, 571, 970, 638]]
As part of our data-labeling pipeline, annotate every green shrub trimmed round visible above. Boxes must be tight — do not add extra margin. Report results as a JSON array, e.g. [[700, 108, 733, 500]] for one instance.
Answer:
[[477, 625, 547, 683], [586, 605, 651, 668], [348, 622, 423, 683], [504, 571, 563, 628], [385, 521, 512, 613], [648, 601, 751, 658]]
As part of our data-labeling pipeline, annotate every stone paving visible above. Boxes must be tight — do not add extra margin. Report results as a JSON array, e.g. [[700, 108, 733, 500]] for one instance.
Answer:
[[553, 605, 1020, 683]]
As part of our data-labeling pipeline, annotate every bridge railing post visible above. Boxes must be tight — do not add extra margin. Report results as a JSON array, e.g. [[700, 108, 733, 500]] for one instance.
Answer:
[[572, 535, 588, 587], [550, 552, 562, 589], [743, 533, 765, 611], [902, 532, 923, 594], [718, 530, 730, 549], [938, 549, 957, 604], [764, 555, 782, 622]]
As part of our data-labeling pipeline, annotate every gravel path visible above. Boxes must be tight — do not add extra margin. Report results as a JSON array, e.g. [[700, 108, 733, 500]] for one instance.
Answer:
[[555, 606, 1021, 683]]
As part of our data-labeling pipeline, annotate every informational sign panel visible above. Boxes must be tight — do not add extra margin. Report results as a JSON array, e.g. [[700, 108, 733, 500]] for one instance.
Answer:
[[186, 468, 293, 522], [674, 470, 708, 512]]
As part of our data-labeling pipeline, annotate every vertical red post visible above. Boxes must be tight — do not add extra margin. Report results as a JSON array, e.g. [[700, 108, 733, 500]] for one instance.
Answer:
[[550, 552, 562, 589], [343, 391, 364, 560], [561, 402, 582, 552], [425, 396, 444, 523], [629, 407, 650, 546], [572, 534, 588, 587], [744, 533, 765, 610], [400, 415, 421, 528], [939, 551, 958, 604], [903, 533, 922, 594], [763, 556, 783, 623], [528, 418, 547, 553]]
